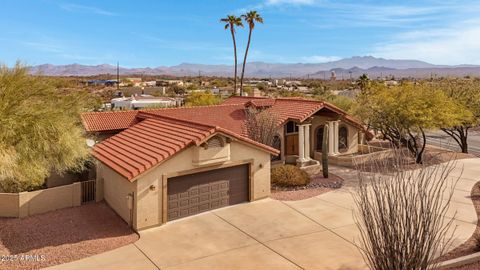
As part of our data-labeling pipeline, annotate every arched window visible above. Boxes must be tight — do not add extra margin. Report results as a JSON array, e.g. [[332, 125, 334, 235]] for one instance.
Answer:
[[271, 134, 282, 161], [315, 126, 324, 151], [339, 126, 348, 151]]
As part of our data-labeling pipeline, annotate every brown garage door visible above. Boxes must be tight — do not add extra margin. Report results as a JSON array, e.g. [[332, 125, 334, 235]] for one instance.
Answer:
[[167, 164, 249, 221]]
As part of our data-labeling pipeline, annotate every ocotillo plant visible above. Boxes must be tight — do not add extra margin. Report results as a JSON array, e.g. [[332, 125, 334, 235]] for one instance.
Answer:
[[322, 125, 329, 178]]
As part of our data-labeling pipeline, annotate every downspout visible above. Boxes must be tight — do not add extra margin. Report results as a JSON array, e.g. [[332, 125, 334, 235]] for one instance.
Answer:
[[126, 192, 134, 229]]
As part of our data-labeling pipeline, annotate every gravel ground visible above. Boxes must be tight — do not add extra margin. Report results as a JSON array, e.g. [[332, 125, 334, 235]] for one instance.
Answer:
[[271, 173, 344, 201], [357, 146, 476, 174], [0, 202, 138, 270]]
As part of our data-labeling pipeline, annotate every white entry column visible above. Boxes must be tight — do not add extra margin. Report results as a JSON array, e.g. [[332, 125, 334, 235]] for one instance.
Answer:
[[304, 124, 311, 160], [326, 121, 340, 156], [333, 121, 340, 155], [298, 124, 305, 162]]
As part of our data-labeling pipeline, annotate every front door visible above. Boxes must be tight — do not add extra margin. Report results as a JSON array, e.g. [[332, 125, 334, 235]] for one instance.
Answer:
[[285, 134, 299, 155]]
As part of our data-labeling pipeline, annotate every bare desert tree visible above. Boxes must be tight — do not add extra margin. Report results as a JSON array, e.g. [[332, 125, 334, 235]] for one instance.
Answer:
[[353, 149, 460, 270], [244, 107, 279, 146]]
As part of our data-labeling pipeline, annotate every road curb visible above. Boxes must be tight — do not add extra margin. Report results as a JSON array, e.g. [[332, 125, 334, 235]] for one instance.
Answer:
[[436, 252, 480, 269]]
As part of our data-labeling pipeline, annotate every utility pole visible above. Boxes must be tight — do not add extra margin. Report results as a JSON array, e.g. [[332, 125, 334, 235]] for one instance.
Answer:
[[116, 61, 120, 90]]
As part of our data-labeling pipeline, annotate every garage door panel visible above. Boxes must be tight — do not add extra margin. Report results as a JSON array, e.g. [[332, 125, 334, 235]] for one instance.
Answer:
[[167, 165, 249, 221]]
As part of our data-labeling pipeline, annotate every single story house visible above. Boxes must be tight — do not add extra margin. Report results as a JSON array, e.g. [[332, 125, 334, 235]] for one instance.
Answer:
[[111, 94, 179, 110], [81, 96, 366, 230]]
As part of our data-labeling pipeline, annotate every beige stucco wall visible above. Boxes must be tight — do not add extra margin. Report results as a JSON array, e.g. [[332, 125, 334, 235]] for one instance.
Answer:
[[129, 139, 271, 230], [46, 171, 77, 188], [97, 163, 136, 227], [0, 183, 82, 218], [0, 193, 19, 217], [26, 183, 81, 216], [310, 116, 359, 158]]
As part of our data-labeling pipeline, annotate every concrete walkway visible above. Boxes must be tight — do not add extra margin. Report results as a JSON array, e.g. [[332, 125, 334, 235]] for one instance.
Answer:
[[48, 158, 480, 270]]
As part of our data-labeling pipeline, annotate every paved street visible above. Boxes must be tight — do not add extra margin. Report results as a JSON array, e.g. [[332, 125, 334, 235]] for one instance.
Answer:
[[48, 160, 480, 270], [427, 129, 480, 157]]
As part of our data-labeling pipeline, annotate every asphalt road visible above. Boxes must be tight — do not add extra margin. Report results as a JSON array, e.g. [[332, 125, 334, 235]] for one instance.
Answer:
[[426, 129, 480, 157]]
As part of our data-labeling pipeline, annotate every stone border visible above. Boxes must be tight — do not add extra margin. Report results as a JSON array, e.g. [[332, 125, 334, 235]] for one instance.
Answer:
[[436, 252, 480, 269]]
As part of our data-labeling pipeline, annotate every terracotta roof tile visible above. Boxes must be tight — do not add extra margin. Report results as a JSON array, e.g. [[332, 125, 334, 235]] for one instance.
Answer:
[[93, 116, 279, 181], [138, 104, 247, 135], [81, 110, 139, 132], [84, 97, 365, 180], [93, 118, 215, 180], [222, 96, 365, 129]]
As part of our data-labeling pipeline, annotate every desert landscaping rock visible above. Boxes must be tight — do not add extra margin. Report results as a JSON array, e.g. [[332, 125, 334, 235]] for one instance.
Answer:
[[0, 202, 138, 270], [271, 173, 344, 201]]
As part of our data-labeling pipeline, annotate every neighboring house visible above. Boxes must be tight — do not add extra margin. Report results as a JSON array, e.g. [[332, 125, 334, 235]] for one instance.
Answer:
[[86, 79, 118, 87], [141, 81, 157, 87], [384, 80, 399, 86], [125, 78, 142, 87], [156, 79, 185, 87], [81, 96, 366, 231], [111, 95, 179, 110]]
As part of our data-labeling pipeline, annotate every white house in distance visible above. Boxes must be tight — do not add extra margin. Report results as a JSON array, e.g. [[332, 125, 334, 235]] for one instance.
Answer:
[[111, 94, 179, 110]]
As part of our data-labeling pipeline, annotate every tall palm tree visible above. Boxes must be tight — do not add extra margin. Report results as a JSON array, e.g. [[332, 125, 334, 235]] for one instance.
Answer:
[[240, 11, 263, 96], [220, 15, 243, 94]]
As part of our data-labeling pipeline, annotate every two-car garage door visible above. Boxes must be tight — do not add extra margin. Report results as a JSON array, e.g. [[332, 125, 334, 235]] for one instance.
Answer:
[[167, 164, 249, 221]]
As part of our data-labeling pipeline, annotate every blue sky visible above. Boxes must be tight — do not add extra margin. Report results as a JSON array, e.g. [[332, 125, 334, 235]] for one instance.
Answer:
[[1, 0, 480, 67]]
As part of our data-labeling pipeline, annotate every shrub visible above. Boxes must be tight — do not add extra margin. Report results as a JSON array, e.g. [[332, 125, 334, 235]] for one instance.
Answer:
[[271, 165, 310, 187], [353, 149, 458, 270]]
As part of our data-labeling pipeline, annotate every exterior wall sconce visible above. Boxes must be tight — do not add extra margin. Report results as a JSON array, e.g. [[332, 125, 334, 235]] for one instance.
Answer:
[[149, 185, 156, 191]]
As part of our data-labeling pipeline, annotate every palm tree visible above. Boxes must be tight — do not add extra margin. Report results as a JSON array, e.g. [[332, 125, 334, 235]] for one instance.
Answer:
[[240, 11, 263, 96], [221, 15, 243, 94]]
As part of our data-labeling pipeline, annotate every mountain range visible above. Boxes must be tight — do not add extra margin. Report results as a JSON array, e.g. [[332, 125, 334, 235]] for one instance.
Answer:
[[28, 56, 480, 79]]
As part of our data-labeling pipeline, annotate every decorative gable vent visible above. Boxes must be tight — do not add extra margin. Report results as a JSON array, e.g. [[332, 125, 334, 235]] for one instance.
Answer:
[[194, 135, 230, 166], [206, 136, 225, 148]]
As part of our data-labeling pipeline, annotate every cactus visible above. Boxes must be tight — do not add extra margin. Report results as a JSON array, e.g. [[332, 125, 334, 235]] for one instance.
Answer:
[[322, 124, 329, 178]]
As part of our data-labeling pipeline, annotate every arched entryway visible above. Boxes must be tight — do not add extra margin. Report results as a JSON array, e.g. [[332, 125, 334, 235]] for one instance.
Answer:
[[315, 125, 325, 151]]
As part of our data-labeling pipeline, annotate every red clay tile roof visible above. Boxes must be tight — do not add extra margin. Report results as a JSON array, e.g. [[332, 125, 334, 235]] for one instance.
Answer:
[[84, 97, 366, 180], [246, 98, 276, 108], [81, 110, 140, 132], [223, 96, 364, 129], [82, 97, 363, 134], [93, 116, 279, 181], [138, 104, 247, 136]]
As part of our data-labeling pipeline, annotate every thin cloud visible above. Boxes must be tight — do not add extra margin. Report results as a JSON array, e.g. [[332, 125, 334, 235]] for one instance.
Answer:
[[265, 0, 315, 5], [370, 19, 480, 65], [60, 3, 117, 16], [300, 55, 341, 63]]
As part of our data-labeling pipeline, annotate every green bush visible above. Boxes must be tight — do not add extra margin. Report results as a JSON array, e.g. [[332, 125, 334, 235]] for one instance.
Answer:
[[271, 165, 311, 187]]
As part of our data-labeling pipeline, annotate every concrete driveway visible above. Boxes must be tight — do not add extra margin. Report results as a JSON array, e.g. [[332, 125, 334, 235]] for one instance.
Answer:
[[49, 158, 480, 270]]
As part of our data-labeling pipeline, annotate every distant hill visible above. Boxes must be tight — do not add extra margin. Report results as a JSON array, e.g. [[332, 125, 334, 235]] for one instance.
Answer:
[[28, 56, 480, 78]]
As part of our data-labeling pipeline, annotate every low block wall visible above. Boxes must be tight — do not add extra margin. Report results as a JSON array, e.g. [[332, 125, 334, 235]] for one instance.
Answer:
[[0, 193, 20, 217], [0, 182, 82, 218], [329, 149, 395, 167]]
